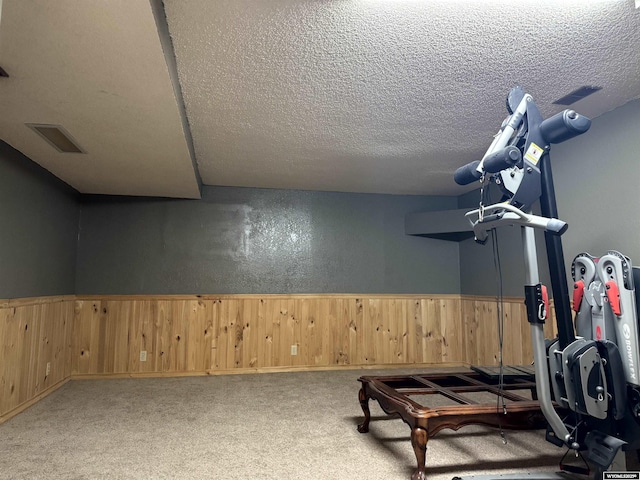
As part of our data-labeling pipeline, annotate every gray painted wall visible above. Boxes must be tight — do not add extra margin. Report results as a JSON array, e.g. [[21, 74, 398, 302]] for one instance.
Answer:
[[0, 141, 79, 298], [76, 187, 461, 295], [552, 98, 640, 278], [16, 98, 634, 299]]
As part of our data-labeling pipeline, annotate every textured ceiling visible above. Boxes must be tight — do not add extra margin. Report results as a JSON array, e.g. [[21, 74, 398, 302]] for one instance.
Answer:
[[165, 0, 640, 195], [1, 1, 640, 198]]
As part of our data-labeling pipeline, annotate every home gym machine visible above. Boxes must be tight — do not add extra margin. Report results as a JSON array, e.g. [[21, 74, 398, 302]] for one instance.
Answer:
[[453, 87, 640, 478]]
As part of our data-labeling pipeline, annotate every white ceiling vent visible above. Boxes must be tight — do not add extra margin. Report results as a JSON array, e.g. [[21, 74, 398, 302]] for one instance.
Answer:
[[26, 124, 86, 154]]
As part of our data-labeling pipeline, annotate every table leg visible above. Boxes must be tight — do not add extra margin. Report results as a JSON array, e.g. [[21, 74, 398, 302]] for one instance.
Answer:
[[357, 387, 371, 433], [410, 426, 428, 480]]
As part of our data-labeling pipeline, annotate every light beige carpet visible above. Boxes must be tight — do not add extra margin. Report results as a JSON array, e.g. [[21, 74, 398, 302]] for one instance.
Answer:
[[0, 368, 575, 479]]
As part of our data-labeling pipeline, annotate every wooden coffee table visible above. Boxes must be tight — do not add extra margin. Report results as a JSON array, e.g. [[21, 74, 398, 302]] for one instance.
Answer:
[[357, 369, 548, 480]]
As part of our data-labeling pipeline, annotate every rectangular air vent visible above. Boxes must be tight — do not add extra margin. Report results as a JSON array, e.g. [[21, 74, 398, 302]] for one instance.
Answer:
[[552, 86, 602, 106], [26, 124, 86, 153]]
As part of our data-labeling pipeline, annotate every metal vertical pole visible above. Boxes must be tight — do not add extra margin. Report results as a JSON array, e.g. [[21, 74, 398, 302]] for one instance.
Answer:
[[538, 153, 575, 349], [522, 226, 571, 443]]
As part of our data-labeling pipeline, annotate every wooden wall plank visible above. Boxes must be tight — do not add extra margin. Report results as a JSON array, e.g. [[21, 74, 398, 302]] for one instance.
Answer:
[[263, 299, 274, 369], [460, 299, 477, 365], [1, 293, 574, 422], [115, 301, 132, 373], [69, 295, 573, 376], [284, 298, 295, 368], [422, 299, 441, 363], [38, 304, 54, 394], [1, 307, 20, 415], [307, 298, 320, 365], [71, 300, 90, 374], [210, 299, 221, 370], [298, 298, 310, 367], [1, 299, 74, 419], [3, 295, 565, 386], [267, 299, 278, 368], [475, 301, 495, 365], [329, 298, 339, 365], [250, 298, 260, 368], [156, 300, 170, 372], [382, 299, 392, 364], [391, 299, 403, 363], [18, 305, 40, 404], [445, 298, 462, 363], [140, 301, 157, 373], [339, 298, 350, 366], [256, 299, 267, 368], [370, 298, 381, 365]]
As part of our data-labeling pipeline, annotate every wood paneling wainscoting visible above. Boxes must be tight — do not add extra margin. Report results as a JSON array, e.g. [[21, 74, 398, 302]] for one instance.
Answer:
[[0, 294, 557, 423], [0, 296, 75, 423], [71, 295, 557, 376]]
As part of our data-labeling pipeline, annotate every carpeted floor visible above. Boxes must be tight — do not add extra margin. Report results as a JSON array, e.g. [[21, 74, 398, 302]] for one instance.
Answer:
[[0, 368, 574, 479]]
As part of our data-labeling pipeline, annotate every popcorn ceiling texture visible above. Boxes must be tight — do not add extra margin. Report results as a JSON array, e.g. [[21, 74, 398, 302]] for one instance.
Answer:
[[1, 1, 639, 198], [165, 0, 640, 195]]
